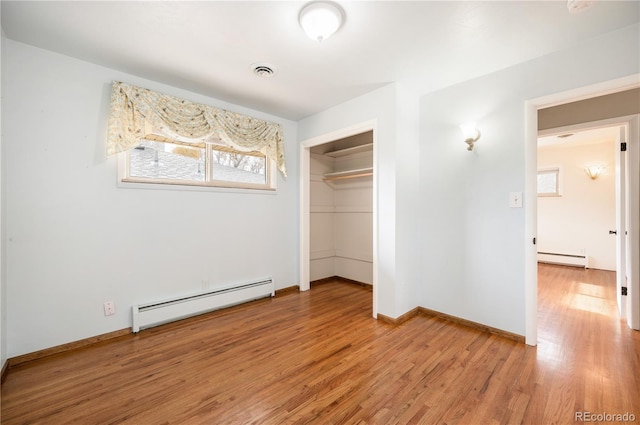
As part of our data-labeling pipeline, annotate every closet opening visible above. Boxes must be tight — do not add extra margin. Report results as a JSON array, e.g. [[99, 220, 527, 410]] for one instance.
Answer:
[[299, 121, 377, 317], [309, 131, 373, 288]]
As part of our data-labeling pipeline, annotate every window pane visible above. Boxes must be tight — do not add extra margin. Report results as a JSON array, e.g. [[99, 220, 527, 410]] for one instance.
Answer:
[[211, 150, 266, 185], [129, 140, 205, 181], [537, 170, 558, 195]]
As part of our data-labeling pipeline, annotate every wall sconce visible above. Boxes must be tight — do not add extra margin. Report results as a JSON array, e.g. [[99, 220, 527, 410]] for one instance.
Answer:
[[299, 1, 344, 42], [584, 165, 604, 180], [460, 122, 481, 151]]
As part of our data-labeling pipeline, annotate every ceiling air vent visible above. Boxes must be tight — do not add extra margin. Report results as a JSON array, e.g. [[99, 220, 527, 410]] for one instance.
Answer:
[[567, 0, 596, 14], [251, 63, 276, 78]]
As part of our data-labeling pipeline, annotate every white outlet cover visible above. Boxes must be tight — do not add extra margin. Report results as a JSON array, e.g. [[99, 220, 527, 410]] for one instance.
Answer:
[[103, 301, 116, 316]]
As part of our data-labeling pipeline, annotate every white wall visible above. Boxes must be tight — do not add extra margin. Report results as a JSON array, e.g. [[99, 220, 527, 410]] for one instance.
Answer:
[[418, 24, 639, 335], [3, 40, 299, 357], [394, 84, 422, 316], [333, 175, 373, 284], [538, 141, 616, 270], [310, 153, 335, 280], [1, 11, 7, 369]]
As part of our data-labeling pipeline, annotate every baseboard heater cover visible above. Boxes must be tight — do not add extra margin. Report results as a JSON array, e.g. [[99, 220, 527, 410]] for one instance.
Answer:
[[132, 277, 274, 332], [537, 252, 588, 268]]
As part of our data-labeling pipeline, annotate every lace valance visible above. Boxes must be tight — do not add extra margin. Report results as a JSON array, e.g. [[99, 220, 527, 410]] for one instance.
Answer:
[[107, 81, 287, 176]]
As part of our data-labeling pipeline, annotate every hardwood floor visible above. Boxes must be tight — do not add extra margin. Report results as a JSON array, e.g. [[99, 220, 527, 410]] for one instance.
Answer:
[[2, 265, 639, 424]]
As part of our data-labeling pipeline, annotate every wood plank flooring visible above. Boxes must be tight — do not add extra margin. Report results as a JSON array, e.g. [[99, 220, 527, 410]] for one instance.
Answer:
[[2, 265, 639, 424]]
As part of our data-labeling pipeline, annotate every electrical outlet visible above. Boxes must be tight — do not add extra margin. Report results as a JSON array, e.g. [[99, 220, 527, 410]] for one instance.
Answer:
[[103, 301, 116, 316]]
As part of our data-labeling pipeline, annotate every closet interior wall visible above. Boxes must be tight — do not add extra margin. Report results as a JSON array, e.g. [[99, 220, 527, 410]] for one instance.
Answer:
[[309, 132, 373, 285]]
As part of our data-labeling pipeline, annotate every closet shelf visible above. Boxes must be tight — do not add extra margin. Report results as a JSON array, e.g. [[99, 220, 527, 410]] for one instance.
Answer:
[[324, 143, 373, 158], [323, 167, 373, 182]]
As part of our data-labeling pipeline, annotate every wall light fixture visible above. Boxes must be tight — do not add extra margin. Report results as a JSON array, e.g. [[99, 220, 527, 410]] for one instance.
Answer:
[[460, 122, 481, 151], [299, 1, 344, 42], [584, 165, 604, 179]]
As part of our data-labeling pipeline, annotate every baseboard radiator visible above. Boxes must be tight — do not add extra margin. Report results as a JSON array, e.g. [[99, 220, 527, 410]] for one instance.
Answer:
[[537, 252, 588, 268], [132, 277, 274, 332]]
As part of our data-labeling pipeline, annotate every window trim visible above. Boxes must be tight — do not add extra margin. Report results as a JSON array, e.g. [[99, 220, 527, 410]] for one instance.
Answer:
[[117, 143, 277, 193], [537, 166, 562, 197]]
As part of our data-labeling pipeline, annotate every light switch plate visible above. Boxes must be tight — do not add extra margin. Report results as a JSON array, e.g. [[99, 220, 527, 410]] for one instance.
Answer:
[[509, 192, 523, 208]]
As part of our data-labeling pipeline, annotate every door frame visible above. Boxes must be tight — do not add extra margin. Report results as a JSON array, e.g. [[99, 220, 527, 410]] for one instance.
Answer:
[[616, 124, 628, 319], [525, 74, 640, 345], [299, 120, 378, 317]]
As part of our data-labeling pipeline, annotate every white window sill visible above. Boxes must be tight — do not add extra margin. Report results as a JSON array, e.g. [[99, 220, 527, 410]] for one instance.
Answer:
[[117, 178, 277, 195]]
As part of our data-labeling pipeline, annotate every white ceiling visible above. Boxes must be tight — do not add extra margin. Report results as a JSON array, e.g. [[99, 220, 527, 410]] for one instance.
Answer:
[[2, 1, 639, 120]]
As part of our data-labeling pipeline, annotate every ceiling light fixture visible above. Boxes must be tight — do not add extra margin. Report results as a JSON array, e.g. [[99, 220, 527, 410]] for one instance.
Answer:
[[299, 1, 344, 42]]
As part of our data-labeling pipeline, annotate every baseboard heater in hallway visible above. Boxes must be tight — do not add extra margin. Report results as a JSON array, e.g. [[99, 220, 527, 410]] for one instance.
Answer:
[[537, 252, 588, 268], [132, 278, 274, 332]]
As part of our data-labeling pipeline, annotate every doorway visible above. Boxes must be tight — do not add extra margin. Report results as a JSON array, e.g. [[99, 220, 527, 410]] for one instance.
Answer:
[[536, 125, 621, 324], [536, 125, 619, 273], [525, 79, 640, 346], [299, 120, 378, 317]]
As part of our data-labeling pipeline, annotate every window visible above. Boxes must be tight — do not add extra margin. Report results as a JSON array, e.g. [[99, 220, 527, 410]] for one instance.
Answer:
[[537, 168, 560, 197], [120, 138, 275, 190], [109, 82, 286, 189]]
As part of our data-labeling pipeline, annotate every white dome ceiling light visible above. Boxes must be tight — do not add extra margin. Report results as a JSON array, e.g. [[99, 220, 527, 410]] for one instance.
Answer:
[[299, 1, 344, 42]]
